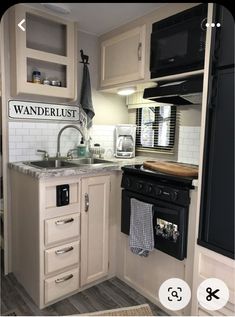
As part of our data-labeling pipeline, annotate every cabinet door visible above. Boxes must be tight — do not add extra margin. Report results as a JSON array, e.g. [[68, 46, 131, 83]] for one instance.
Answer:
[[216, 6, 234, 68], [80, 175, 110, 287], [198, 68, 234, 258], [100, 25, 146, 87]]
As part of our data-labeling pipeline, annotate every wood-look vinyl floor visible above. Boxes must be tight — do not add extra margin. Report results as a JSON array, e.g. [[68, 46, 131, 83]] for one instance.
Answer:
[[1, 268, 167, 316]]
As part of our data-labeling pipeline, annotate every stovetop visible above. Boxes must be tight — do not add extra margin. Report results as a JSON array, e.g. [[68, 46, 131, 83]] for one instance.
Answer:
[[121, 164, 196, 189]]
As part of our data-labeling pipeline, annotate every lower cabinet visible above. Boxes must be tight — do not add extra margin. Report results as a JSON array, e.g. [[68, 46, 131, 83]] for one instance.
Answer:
[[10, 170, 111, 308], [80, 175, 110, 287]]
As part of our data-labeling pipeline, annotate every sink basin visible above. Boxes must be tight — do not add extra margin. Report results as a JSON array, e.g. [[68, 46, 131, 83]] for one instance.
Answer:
[[25, 160, 79, 169], [71, 158, 113, 165], [24, 157, 115, 170]]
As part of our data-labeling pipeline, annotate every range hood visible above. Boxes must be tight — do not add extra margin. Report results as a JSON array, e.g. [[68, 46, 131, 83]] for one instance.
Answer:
[[143, 75, 203, 105]]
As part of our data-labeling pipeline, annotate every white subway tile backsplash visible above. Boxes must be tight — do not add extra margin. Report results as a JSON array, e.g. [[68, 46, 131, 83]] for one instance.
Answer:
[[16, 128, 29, 136], [9, 129, 15, 136], [8, 122, 117, 162], [178, 126, 200, 165]]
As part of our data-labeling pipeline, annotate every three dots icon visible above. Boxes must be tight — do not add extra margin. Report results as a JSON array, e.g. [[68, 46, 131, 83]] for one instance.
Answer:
[[206, 22, 221, 27]]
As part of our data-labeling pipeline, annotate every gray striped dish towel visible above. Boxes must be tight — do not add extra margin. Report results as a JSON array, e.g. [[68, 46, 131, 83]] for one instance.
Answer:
[[129, 198, 154, 257]]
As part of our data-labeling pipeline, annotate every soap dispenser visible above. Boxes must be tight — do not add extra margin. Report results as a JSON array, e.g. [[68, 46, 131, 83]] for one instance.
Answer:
[[77, 137, 86, 157]]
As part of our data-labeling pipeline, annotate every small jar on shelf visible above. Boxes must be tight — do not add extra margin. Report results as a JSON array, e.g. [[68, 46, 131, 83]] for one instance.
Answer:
[[32, 70, 41, 84]]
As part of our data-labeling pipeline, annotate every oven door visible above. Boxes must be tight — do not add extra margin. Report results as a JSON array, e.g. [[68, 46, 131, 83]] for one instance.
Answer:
[[153, 205, 188, 260], [150, 15, 206, 77], [121, 189, 188, 260]]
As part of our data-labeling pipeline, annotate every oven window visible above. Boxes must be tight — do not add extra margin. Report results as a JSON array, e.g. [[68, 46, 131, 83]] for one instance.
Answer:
[[136, 105, 176, 152], [156, 218, 179, 243]]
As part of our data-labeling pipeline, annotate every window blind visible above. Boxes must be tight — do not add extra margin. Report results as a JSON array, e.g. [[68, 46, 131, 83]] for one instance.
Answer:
[[135, 105, 179, 152]]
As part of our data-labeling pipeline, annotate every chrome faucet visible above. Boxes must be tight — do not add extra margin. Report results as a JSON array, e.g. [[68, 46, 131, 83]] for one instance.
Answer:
[[56, 125, 86, 158], [37, 149, 49, 160]]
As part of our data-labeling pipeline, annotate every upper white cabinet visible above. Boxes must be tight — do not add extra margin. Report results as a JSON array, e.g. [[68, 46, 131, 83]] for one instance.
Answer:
[[80, 175, 110, 287], [100, 25, 146, 88], [10, 5, 77, 100]]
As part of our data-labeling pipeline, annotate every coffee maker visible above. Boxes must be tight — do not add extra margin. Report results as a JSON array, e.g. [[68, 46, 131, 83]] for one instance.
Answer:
[[114, 124, 136, 158]]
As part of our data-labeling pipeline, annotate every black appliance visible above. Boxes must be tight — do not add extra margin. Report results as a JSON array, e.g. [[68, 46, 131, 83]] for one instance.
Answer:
[[198, 5, 234, 259], [150, 4, 208, 78], [121, 165, 194, 260], [143, 75, 203, 105]]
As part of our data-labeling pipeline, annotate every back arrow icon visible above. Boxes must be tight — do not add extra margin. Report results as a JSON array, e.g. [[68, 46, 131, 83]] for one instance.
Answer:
[[18, 19, 25, 31]]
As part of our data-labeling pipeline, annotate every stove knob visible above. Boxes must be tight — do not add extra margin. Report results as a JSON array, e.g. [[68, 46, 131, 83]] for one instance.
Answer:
[[125, 178, 131, 188], [170, 191, 178, 201], [137, 182, 143, 190], [155, 187, 162, 196], [148, 185, 153, 194]]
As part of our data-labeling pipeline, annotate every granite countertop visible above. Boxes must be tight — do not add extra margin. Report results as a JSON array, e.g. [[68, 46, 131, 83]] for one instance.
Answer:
[[8, 156, 198, 187], [8, 156, 150, 180]]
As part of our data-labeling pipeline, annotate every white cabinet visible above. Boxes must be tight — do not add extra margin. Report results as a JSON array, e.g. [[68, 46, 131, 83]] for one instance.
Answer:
[[10, 170, 112, 308], [10, 172, 81, 308], [191, 247, 235, 316], [10, 4, 77, 100], [80, 175, 110, 287], [100, 25, 146, 87]]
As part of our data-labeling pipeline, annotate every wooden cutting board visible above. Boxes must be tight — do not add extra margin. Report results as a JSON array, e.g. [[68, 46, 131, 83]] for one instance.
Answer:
[[143, 161, 198, 177]]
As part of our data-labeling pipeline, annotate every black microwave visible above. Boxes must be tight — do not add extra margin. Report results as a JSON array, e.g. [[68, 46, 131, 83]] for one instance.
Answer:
[[150, 4, 208, 78]]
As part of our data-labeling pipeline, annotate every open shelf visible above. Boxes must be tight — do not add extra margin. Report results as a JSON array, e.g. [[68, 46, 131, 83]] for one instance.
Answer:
[[27, 58, 67, 87], [26, 13, 67, 56]]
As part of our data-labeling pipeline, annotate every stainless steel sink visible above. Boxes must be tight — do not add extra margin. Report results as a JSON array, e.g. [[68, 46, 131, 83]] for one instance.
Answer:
[[25, 160, 79, 169], [24, 157, 115, 169], [71, 158, 113, 165]]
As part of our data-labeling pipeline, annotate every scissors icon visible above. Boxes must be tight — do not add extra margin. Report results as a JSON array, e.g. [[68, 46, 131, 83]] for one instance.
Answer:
[[206, 287, 220, 301]]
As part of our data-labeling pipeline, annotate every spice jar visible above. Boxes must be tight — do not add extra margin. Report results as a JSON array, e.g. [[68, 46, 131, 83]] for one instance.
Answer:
[[43, 78, 51, 85], [51, 80, 61, 87], [32, 71, 41, 84]]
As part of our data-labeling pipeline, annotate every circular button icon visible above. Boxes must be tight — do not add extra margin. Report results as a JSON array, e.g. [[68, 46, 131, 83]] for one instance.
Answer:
[[158, 278, 191, 311], [197, 278, 229, 311]]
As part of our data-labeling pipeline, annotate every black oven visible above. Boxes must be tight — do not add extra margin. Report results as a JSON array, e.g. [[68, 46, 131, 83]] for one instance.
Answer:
[[150, 4, 208, 78], [121, 165, 194, 261]]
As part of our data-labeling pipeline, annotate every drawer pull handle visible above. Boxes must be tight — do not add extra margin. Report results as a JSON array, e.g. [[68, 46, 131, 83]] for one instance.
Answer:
[[55, 218, 74, 225], [55, 246, 74, 255], [55, 274, 73, 283]]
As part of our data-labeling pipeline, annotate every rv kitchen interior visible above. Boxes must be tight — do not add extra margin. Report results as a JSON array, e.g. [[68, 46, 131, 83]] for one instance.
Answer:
[[0, 3, 234, 317]]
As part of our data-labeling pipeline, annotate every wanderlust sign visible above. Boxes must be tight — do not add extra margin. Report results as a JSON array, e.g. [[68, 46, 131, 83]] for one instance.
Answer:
[[8, 100, 81, 122]]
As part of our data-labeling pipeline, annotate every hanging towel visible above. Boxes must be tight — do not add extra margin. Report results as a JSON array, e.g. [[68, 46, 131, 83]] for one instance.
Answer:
[[129, 198, 154, 257], [80, 63, 95, 128]]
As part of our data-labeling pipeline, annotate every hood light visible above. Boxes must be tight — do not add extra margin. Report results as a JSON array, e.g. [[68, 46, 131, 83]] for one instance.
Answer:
[[117, 87, 136, 96]]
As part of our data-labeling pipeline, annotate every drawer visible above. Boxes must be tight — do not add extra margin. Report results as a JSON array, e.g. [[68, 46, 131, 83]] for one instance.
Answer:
[[45, 213, 80, 246], [45, 241, 80, 275], [44, 268, 79, 304]]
